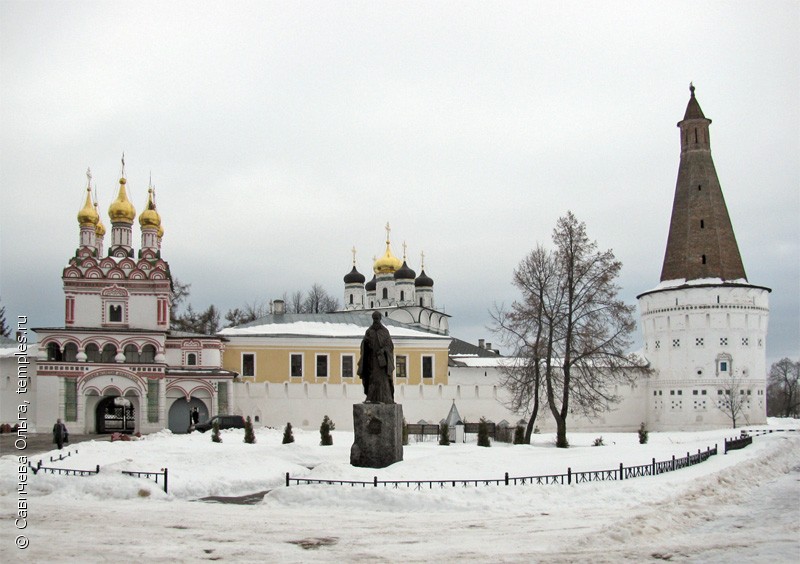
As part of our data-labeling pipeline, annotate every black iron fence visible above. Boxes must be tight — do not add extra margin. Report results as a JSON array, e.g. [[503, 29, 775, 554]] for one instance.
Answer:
[[286, 445, 719, 489], [28, 459, 168, 493]]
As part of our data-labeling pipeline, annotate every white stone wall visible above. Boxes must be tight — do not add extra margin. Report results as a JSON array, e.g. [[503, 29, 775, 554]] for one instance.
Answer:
[[639, 284, 770, 430]]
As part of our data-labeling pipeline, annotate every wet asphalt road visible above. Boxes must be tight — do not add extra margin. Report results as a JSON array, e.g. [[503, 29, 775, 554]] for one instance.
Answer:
[[0, 432, 110, 459]]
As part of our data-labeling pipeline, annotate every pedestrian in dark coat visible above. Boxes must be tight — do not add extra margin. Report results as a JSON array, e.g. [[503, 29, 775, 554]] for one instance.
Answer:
[[191, 407, 200, 424], [53, 418, 69, 450]]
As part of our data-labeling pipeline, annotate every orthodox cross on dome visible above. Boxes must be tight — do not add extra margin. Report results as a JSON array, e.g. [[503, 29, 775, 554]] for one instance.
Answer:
[[420, 250, 425, 269], [689, 81, 695, 96], [385, 222, 391, 243], [351, 246, 357, 265], [120, 152, 126, 177], [86, 167, 92, 187], [402, 241, 407, 260]]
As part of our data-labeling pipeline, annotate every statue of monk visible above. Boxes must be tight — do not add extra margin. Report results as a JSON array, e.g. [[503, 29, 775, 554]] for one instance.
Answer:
[[357, 311, 395, 404]]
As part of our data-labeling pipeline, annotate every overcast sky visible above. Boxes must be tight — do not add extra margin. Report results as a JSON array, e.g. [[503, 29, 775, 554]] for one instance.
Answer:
[[1, 1, 797, 365]]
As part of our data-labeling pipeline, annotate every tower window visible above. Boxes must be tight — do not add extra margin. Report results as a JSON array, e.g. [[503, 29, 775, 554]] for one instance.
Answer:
[[187, 353, 197, 366], [698, 184, 702, 191], [349, 294, 353, 305], [382, 288, 388, 300], [701, 255, 706, 264], [700, 219, 705, 229], [400, 290, 404, 301]]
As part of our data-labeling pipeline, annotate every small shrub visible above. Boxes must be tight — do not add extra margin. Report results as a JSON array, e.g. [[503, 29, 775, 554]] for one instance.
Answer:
[[402, 418, 409, 446], [593, 436, 604, 447], [513, 425, 525, 445], [138, 488, 151, 498], [638, 422, 649, 444], [439, 423, 450, 446], [477, 417, 491, 447], [282, 422, 295, 444], [212, 419, 222, 443], [0, 423, 11, 434], [320, 415, 334, 446], [244, 416, 256, 444], [533, 426, 540, 434]]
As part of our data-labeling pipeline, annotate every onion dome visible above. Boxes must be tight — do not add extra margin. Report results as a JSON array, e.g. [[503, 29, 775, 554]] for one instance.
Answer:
[[77, 187, 99, 227], [94, 204, 106, 237], [394, 260, 416, 280], [344, 265, 366, 285], [157, 223, 164, 239], [365, 275, 377, 292], [373, 242, 402, 274], [415, 269, 434, 288], [108, 177, 136, 223], [139, 188, 161, 229]]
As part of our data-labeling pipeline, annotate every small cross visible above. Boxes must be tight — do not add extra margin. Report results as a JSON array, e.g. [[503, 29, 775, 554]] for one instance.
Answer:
[[86, 167, 92, 186], [121, 152, 126, 176], [351, 246, 357, 265], [420, 250, 425, 269], [402, 241, 407, 259], [385, 222, 391, 243]]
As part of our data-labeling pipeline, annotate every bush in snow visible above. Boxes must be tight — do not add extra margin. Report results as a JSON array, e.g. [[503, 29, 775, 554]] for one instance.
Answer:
[[320, 415, 334, 446], [439, 423, 450, 446], [638, 422, 649, 444], [513, 425, 525, 445], [212, 419, 222, 443], [593, 436, 604, 446], [282, 422, 295, 444], [477, 417, 491, 447], [244, 416, 256, 444]]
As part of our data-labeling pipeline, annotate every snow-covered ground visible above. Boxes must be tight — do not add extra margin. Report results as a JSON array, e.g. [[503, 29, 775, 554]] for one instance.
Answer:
[[2, 419, 798, 563]]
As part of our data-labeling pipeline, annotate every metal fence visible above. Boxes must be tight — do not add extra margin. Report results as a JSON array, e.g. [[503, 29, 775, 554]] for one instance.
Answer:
[[28, 459, 168, 493], [286, 445, 719, 489]]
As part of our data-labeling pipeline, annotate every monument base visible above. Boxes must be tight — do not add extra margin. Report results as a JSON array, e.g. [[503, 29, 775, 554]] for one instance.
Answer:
[[350, 403, 404, 468]]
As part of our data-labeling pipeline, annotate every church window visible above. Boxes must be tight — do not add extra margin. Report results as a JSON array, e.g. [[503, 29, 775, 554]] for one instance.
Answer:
[[422, 356, 433, 379], [124, 344, 140, 363], [341, 355, 354, 378], [700, 219, 705, 229], [101, 344, 117, 363], [85, 343, 100, 362], [241, 353, 255, 377], [109, 304, 123, 322], [395, 355, 408, 379], [400, 290, 405, 301], [382, 288, 388, 300], [46, 342, 63, 361], [701, 254, 706, 264], [63, 343, 78, 361], [147, 380, 159, 423], [419, 298, 423, 306], [698, 184, 702, 191], [290, 353, 303, 378], [316, 354, 329, 378], [349, 294, 353, 305], [64, 379, 78, 422], [141, 345, 156, 363], [187, 353, 197, 366]]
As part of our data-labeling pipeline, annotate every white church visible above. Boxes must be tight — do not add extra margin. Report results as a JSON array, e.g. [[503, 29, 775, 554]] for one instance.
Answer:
[[0, 87, 770, 434]]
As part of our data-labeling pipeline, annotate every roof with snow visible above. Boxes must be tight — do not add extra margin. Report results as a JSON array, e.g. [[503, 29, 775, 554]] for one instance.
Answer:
[[219, 312, 451, 340]]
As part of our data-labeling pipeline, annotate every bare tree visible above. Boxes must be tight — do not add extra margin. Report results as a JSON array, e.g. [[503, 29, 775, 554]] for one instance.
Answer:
[[0, 297, 9, 338], [767, 358, 800, 418], [288, 290, 304, 314], [169, 278, 191, 329], [716, 373, 751, 429], [224, 300, 269, 327], [303, 283, 340, 313], [493, 212, 638, 448]]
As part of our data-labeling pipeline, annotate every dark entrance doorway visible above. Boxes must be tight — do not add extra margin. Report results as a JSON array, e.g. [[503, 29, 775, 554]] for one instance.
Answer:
[[96, 396, 136, 434], [168, 397, 209, 434]]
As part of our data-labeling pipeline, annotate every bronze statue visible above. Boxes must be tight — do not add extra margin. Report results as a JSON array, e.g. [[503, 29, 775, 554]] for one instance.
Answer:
[[357, 311, 395, 403]]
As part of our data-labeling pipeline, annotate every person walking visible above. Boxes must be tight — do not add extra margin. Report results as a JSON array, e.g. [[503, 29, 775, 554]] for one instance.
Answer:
[[53, 418, 69, 450]]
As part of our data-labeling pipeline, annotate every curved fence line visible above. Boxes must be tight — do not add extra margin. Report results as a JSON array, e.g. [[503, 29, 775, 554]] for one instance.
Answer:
[[287, 444, 720, 489]]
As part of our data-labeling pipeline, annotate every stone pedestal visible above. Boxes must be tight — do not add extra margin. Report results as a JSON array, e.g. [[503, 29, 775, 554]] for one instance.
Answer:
[[350, 403, 404, 468]]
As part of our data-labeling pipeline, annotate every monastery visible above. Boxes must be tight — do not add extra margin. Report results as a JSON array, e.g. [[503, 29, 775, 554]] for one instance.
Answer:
[[0, 87, 770, 434]]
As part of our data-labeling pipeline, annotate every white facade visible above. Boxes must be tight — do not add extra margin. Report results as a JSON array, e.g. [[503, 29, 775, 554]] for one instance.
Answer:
[[638, 281, 770, 429]]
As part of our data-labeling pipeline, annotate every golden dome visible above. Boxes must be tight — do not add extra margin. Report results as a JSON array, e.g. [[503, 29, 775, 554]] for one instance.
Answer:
[[157, 223, 164, 239], [108, 177, 136, 223], [94, 204, 106, 236], [373, 241, 403, 274], [77, 187, 99, 227], [139, 188, 161, 229]]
